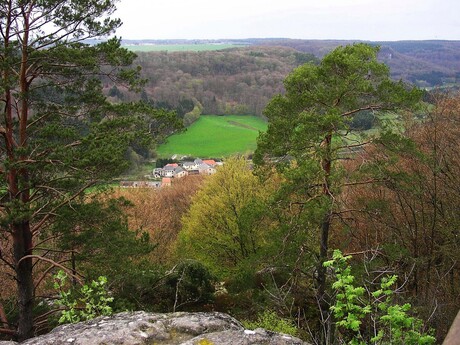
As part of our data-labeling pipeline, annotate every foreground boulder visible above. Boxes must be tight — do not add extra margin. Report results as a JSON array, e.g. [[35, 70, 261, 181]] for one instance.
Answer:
[[2, 311, 309, 345]]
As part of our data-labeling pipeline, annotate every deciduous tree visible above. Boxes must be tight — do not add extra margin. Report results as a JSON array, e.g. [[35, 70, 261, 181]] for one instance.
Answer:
[[345, 93, 460, 339], [177, 157, 275, 282]]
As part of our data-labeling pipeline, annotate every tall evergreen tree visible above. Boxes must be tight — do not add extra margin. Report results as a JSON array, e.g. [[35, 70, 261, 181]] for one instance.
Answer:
[[0, 1, 177, 340], [254, 43, 421, 336]]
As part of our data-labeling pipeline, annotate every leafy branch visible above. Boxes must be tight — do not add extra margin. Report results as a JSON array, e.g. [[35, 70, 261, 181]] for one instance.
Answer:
[[324, 250, 435, 345]]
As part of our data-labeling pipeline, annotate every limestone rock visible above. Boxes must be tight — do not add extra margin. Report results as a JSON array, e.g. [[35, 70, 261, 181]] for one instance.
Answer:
[[4, 311, 309, 345]]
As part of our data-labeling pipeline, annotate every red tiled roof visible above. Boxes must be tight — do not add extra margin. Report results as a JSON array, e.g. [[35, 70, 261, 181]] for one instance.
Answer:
[[203, 160, 216, 166], [165, 163, 178, 167]]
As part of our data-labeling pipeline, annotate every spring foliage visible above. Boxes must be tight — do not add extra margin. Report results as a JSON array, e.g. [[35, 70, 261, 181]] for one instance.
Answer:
[[325, 250, 435, 345], [177, 157, 275, 280], [54, 271, 113, 324], [242, 310, 298, 337]]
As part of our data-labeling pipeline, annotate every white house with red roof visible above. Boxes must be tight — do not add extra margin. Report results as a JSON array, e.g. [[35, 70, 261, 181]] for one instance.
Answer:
[[153, 158, 219, 182], [202, 159, 217, 167]]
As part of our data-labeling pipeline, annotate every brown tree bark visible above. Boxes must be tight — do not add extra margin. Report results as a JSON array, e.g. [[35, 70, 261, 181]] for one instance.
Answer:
[[13, 223, 34, 341], [316, 132, 335, 344], [3, 4, 35, 340]]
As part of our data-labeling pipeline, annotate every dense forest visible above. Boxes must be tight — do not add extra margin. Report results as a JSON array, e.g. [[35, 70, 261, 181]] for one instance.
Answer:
[[108, 39, 460, 120], [1, 1, 459, 344], [107, 47, 318, 117]]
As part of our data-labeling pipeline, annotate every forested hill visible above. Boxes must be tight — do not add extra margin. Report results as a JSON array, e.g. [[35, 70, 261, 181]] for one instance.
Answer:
[[251, 39, 460, 86], [109, 39, 460, 117], [116, 46, 317, 117]]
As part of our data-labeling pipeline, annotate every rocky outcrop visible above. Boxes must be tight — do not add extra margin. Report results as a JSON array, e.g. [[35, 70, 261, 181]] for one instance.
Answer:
[[1, 311, 309, 345], [443, 310, 460, 345]]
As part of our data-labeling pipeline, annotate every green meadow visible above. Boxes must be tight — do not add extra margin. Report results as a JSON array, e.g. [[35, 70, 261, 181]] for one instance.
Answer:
[[156, 113, 400, 159], [123, 44, 243, 52], [157, 115, 267, 158]]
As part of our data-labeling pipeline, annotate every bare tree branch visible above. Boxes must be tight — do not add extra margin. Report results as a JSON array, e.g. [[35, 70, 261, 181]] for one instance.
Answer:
[[17, 254, 83, 285]]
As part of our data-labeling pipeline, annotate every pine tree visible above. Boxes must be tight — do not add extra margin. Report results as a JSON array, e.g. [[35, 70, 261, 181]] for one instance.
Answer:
[[0, 1, 177, 340], [254, 44, 421, 334]]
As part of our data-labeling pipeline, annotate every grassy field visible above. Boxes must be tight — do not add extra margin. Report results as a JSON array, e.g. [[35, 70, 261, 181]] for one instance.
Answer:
[[157, 115, 267, 158], [123, 44, 243, 52]]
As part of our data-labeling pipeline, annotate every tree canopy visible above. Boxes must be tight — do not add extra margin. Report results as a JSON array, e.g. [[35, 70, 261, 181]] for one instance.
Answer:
[[177, 157, 276, 283], [254, 43, 421, 332]]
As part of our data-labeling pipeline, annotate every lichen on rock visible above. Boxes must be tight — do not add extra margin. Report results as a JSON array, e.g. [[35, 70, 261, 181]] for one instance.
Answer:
[[1, 311, 309, 345]]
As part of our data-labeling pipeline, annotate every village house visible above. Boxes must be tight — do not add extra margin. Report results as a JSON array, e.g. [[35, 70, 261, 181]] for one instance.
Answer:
[[182, 161, 199, 171], [173, 166, 188, 178], [152, 168, 163, 178], [202, 159, 217, 167], [151, 157, 220, 184], [161, 177, 172, 187], [162, 165, 176, 177], [154, 164, 189, 179], [197, 163, 216, 175]]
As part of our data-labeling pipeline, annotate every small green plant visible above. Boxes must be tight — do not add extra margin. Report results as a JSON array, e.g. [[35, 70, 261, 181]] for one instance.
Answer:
[[324, 250, 435, 345], [242, 310, 298, 336], [54, 270, 114, 324]]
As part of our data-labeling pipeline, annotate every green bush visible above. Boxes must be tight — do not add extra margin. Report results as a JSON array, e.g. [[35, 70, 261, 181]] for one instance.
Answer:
[[349, 110, 375, 130], [53, 271, 113, 324], [325, 250, 435, 345], [183, 101, 203, 126], [242, 310, 298, 337]]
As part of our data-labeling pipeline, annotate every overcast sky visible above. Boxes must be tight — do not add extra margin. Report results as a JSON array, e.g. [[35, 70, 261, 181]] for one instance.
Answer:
[[114, 0, 459, 41]]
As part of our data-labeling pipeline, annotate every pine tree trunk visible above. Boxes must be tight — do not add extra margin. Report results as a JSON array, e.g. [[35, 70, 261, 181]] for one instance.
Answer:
[[316, 132, 335, 344], [13, 222, 34, 341], [14, 12, 34, 340], [317, 132, 333, 301]]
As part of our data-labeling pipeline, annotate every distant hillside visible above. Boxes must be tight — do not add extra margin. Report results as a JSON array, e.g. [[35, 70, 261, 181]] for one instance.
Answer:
[[109, 39, 460, 119], [122, 38, 460, 87], [249, 38, 460, 87], [109, 46, 317, 117], [381, 40, 460, 70], [122, 43, 245, 52]]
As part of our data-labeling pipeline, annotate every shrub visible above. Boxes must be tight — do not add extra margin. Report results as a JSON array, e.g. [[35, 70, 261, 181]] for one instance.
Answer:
[[242, 310, 298, 337], [325, 250, 435, 345], [53, 271, 113, 324]]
